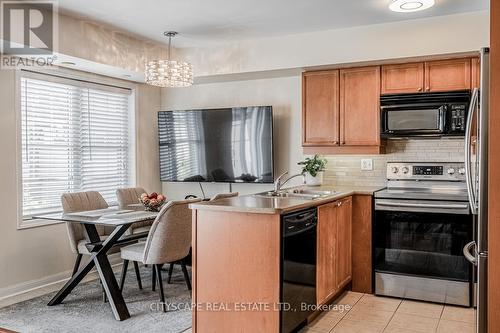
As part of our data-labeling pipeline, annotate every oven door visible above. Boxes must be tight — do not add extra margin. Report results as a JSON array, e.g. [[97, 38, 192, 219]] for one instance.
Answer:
[[374, 199, 472, 282], [381, 104, 446, 136]]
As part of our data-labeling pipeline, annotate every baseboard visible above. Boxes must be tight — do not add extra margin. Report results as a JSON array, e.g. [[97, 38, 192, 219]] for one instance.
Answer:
[[0, 254, 123, 308]]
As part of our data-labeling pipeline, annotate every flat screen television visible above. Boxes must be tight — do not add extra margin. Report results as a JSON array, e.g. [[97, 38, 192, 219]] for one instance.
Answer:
[[158, 106, 274, 183]]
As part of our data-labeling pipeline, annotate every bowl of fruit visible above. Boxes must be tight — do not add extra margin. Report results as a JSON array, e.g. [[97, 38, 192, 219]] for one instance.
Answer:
[[139, 192, 166, 212]]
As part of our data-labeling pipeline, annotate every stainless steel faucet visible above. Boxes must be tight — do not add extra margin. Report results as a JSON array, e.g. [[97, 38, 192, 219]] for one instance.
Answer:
[[274, 171, 305, 192]]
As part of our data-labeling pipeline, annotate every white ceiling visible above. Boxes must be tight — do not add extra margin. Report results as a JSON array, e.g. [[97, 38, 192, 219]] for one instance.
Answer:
[[58, 0, 489, 47]]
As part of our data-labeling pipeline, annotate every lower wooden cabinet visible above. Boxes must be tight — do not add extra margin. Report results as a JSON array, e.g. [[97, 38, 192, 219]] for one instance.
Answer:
[[335, 197, 352, 289], [317, 201, 337, 305], [316, 196, 353, 305]]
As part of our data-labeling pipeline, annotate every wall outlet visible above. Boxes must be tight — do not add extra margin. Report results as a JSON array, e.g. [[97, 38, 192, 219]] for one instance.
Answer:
[[361, 159, 373, 171]]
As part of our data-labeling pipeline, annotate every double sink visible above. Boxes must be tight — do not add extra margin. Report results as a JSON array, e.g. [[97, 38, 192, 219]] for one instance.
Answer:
[[254, 188, 337, 200]]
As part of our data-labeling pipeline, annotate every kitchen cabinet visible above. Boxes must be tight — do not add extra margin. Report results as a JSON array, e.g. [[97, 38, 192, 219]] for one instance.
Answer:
[[472, 57, 481, 89], [381, 63, 424, 94], [340, 66, 381, 147], [317, 201, 337, 305], [302, 70, 340, 146], [424, 58, 471, 92], [335, 197, 352, 289], [381, 58, 475, 94], [302, 67, 382, 154], [316, 196, 353, 305]]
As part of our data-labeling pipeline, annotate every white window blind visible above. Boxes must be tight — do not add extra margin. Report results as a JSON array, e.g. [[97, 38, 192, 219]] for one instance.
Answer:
[[21, 73, 133, 217]]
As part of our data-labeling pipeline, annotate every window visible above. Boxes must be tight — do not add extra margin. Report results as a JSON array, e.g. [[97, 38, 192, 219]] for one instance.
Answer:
[[20, 72, 134, 220]]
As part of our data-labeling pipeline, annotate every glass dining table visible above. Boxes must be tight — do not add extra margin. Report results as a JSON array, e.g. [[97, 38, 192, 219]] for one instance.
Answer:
[[33, 207, 158, 321]]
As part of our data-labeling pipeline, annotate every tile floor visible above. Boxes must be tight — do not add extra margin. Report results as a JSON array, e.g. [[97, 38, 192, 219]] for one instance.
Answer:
[[301, 292, 475, 333]]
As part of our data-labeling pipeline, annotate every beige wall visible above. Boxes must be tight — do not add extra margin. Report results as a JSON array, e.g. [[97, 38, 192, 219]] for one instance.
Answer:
[[58, 13, 170, 73], [181, 11, 489, 78]]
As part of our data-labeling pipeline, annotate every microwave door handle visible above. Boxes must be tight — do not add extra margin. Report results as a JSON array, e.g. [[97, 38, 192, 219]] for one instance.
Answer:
[[465, 88, 479, 214]]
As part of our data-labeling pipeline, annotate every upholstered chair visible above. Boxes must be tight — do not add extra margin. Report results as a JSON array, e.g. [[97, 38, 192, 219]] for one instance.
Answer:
[[162, 192, 239, 284], [119, 198, 202, 311], [61, 191, 142, 293], [116, 187, 153, 235]]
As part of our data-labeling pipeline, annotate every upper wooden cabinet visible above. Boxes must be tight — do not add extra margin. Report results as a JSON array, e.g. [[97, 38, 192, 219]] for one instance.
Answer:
[[302, 66, 382, 154], [302, 71, 339, 146], [340, 66, 381, 147], [472, 57, 481, 89], [424, 58, 471, 92], [381, 63, 424, 94], [381, 58, 475, 95]]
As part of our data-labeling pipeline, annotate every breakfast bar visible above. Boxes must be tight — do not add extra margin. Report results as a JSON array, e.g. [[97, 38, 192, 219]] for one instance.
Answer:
[[189, 186, 380, 333]]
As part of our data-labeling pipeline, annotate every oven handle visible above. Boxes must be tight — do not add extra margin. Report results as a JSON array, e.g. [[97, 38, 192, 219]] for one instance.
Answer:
[[375, 200, 469, 210], [463, 241, 478, 266]]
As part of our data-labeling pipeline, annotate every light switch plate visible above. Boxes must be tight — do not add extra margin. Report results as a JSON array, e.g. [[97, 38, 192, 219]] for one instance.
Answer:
[[361, 159, 373, 171]]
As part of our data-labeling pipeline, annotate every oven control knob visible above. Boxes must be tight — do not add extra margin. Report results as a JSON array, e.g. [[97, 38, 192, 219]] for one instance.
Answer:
[[447, 168, 456, 175], [458, 168, 466, 175], [401, 167, 409, 174], [391, 167, 399, 174]]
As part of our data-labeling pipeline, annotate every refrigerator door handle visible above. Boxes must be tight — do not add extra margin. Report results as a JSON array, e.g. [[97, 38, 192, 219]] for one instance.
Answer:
[[463, 241, 478, 265], [465, 88, 479, 214]]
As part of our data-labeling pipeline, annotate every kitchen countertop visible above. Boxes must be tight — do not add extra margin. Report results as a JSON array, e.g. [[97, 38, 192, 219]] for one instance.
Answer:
[[189, 185, 384, 214]]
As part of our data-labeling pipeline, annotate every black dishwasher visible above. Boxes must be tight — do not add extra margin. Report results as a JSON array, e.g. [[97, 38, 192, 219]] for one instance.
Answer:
[[281, 207, 317, 333]]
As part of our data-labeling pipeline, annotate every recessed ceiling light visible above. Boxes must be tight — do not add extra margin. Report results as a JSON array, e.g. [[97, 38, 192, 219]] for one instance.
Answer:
[[389, 0, 435, 12], [60, 61, 76, 66], [123, 74, 132, 78]]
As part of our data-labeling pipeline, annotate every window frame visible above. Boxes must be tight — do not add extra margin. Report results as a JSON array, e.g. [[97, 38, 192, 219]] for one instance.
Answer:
[[16, 68, 137, 229]]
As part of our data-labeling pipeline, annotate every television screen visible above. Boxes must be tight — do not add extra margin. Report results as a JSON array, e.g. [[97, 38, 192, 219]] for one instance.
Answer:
[[158, 106, 274, 183]]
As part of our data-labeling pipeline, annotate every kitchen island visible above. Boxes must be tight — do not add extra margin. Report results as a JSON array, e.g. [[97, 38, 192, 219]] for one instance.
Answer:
[[189, 186, 380, 333]]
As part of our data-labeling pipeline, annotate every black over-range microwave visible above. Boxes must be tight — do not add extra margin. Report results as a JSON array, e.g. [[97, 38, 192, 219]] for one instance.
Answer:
[[380, 91, 471, 137]]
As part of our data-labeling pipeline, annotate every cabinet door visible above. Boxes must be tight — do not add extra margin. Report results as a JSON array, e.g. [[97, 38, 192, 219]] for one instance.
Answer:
[[472, 57, 481, 89], [424, 58, 471, 92], [316, 202, 337, 305], [302, 71, 340, 146], [336, 197, 352, 289], [381, 63, 424, 94], [339, 66, 381, 146]]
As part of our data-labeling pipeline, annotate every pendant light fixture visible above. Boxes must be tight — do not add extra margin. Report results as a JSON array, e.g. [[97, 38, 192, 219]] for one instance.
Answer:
[[389, 0, 435, 12], [145, 31, 193, 87]]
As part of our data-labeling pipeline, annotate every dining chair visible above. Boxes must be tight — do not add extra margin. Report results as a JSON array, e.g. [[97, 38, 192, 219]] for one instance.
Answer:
[[119, 198, 202, 311], [163, 192, 239, 284], [116, 187, 153, 235], [61, 191, 143, 294]]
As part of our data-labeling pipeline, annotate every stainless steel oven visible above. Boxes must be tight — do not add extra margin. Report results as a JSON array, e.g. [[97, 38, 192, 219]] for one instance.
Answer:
[[374, 162, 473, 306], [381, 91, 470, 137]]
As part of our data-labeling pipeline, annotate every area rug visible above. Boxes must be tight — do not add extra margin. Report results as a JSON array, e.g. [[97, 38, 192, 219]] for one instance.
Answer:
[[0, 265, 192, 333]]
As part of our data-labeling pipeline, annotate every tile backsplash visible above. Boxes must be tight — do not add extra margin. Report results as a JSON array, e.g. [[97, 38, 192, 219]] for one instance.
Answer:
[[323, 138, 465, 187]]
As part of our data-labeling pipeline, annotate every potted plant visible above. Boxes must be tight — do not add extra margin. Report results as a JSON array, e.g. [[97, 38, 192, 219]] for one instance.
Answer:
[[298, 155, 327, 186]]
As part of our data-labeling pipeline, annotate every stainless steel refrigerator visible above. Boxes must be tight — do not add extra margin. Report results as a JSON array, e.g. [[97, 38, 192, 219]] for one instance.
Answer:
[[464, 47, 489, 333]]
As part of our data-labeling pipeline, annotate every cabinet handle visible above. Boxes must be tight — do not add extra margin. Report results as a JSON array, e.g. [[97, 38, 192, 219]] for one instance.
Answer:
[[426, 86, 430, 91], [417, 87, 422, 92], [333, 141, 338, 145], [341, 141, 346, 145]]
